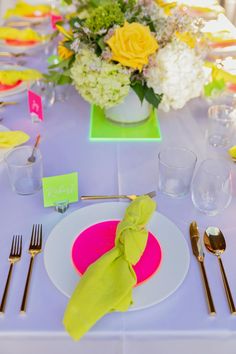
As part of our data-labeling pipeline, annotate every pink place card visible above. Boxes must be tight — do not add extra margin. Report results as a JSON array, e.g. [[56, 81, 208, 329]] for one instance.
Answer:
[[51, 13, 63, 30], [28, 90, 44, 121]]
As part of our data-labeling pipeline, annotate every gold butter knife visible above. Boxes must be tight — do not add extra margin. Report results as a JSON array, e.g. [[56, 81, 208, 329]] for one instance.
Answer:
[[189, 221, 216, 315]]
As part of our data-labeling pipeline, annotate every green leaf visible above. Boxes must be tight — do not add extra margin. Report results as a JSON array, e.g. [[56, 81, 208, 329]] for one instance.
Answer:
[[57, 75, 72, 85], [131, 82, 145, 103], [144, 87, 163, 109], [97, 37, 106, 51]]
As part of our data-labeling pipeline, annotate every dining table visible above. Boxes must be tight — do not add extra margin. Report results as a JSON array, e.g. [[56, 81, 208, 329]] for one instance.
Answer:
[[1, 5, 236, 354]]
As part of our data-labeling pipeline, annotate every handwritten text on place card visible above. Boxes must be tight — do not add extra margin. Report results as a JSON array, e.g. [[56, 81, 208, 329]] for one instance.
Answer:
[[42, 172, 78, 207]]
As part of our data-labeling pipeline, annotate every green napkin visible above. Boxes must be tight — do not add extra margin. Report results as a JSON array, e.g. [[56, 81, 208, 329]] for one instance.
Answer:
[[63, 195, 156, 340]]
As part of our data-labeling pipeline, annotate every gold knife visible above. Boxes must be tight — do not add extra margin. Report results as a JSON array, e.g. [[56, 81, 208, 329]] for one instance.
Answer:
[[189, 221, 216, 315]]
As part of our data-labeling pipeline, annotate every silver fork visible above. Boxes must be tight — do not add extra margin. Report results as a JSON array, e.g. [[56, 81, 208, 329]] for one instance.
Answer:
[[0, 235, 22, 313], [80, 191, 156, 201], [20, 225, 42, 313]]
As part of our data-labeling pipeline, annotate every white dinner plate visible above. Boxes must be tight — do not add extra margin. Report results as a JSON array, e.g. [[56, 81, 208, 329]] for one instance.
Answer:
[[0, 65, 29, 99], [44, 202, 190, 311], [0, 124, 11, 162]]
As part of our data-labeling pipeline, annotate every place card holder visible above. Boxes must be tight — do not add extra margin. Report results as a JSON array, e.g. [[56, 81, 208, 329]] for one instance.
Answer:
[[54, 200, 70, 214]]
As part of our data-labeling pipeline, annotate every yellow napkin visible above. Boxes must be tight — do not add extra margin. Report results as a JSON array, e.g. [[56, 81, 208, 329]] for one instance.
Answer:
[[228, 146, 236, 160], [156, 0, 177, 15], [0, 131, 29, 148], [0, 69, 42, 86], [4, 1, 51, 19], [0, 27, 44, 42], [205, 62, 236, 85], [63, 195, 156, 340]]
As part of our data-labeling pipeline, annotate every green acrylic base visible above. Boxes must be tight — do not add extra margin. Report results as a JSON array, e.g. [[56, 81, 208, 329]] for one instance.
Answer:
[[89, 105, 162, 142]]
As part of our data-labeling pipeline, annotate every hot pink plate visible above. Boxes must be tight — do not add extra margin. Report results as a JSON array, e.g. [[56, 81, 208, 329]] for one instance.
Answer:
[[71, 220, 162, 286]]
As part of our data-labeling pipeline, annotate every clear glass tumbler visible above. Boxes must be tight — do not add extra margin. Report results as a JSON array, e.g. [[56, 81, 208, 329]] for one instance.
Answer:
[[5, 146, 43, 195], [207, 105, 236, 147], [191, 159, 232, 216], [158, 147, 197, 198], [31, 79, 55, 108]]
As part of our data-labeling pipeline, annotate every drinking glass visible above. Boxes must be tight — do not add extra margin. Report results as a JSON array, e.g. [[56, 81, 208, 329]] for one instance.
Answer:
[[207, 105, 236, 147], [31, 79, 55, 108], [158, 147, 197, 198], [191, 159, 232, 216], [55, 84, 71, 103], [5, 146, 43, 195]]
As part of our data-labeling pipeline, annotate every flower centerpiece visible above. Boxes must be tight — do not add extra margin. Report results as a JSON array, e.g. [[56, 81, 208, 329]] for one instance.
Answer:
[[47, 0, 207, 123]]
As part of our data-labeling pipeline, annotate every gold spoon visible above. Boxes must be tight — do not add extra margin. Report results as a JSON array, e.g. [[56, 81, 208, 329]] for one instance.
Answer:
[[204, 226, 236, 314]]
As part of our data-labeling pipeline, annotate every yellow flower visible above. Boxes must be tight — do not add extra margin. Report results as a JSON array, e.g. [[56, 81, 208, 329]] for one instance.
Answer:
[[58, 40, 73, 60], [56, 25, 72, 40], [156, 0, 177, 15], [176, 31, 196, 48], [106, 22, 158, 71]]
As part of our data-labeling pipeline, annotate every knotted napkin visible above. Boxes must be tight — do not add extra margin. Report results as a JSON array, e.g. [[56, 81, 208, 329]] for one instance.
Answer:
[[229, 146, 236, 160], [0, 69, 42, 86], [0, 131, 29, 148], [0, 27, 44, 42], [63, 195, 156, 340], [4, 1, 51, 19]]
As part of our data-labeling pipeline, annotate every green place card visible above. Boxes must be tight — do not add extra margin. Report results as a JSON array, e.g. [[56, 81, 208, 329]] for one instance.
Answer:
[[90, 105, 162, 141], [42, 172, 78, 207]]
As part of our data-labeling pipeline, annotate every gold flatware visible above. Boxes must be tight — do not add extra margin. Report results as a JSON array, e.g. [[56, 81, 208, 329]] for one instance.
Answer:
[[27, 134, 41, 163], [80, 191, 156, 201], [0, 235, 22, 313], [5, 21, 42, 28], [204, 226, 236, 315], [189, 221, 216, 315], [0, 101, 18, 108], [20, 224, 42, 313], [0, 52, 26, 58]]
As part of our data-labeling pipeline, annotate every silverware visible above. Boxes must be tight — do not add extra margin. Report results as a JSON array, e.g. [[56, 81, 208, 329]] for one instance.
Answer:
[[5, 21, 42, 28], [0, 235, 22, 313], [0, 101, 18, 108], [189, 221, 216, 315], [20, 224, 42, 313], [80, 191, 156, 201], [204, 226, 236, 314], [27, 135, 41, 163], [0, 52, 27, 58]]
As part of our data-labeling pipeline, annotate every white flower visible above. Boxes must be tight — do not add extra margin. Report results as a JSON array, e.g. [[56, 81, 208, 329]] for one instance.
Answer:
[[145, 40, 207, 111], [70, 48, 130, 108]]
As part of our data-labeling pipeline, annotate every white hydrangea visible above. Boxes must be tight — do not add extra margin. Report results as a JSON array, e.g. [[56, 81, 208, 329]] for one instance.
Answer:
[[70, 48, 130, 109], [145, 40, 207, 112]]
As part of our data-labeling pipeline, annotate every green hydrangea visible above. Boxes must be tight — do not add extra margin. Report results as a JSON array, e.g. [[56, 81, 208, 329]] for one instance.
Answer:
[[70, 48, 130, 108], [85, 2, 125, 33]]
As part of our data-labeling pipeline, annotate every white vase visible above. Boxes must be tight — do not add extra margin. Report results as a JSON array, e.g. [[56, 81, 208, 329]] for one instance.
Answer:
[[105, 90, 151, 124]]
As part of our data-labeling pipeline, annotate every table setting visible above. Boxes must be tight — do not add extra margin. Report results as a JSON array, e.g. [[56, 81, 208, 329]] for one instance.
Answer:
[[0, 0, 236, 353]]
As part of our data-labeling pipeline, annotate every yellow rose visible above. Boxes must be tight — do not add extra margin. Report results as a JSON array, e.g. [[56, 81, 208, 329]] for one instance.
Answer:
[[106, 22, 158, 71]]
